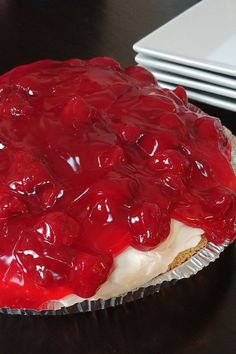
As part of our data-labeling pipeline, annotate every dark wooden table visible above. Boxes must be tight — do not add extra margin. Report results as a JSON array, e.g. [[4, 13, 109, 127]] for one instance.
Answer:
[[0, 1, 235, 353]]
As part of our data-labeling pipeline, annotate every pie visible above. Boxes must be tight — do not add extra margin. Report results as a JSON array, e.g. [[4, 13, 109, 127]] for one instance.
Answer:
[[0, 57, 235, 310]]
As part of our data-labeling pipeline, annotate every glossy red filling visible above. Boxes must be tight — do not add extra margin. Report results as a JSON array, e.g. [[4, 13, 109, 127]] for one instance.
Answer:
[[0, 57, 235, 309]]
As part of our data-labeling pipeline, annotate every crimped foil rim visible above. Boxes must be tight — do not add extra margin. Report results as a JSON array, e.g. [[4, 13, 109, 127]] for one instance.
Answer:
[[0, 129, 235, 316], [0, 240, 231, 316]]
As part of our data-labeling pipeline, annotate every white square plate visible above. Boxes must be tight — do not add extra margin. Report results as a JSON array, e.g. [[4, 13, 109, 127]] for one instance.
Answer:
[[133, 0, 236, 77], [135, 54, 236, 90], [142, 67, 236, 99], [157, 81, 236, 112]]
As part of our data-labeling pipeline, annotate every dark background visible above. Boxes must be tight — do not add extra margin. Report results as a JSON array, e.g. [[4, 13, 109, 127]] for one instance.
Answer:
[[0, 1, 235, 353]]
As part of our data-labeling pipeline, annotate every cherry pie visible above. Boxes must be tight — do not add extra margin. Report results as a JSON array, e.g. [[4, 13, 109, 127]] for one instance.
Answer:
[[0, 57, 235, 309]]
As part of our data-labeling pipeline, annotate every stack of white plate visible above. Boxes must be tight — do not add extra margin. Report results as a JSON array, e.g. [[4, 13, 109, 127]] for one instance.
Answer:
[[133, 0, 236, 111]]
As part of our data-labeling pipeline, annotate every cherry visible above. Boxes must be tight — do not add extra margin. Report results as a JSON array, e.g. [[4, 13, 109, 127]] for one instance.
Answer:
[[137, 94, 176, 112], [137, 134, 159, 157], [61, 96, 93, 125], [173, 187, 236, 245], [194, 116, 230, 159], [194, 116, 223, 140], [200, 186, 236, 219], [138, 132, 178, 156], [98, 145, 126, 168], [87, 57, 121, 70], [0, 259, 25, 288], [34, 212, 80, 246], [16, 233, 71, 287], [8, 151, 52, 195], [70, 175, 138, 221], [0, 194, 27, 219], [157, 113, 186, 136], [137, 134, 159, 156], [114, 123, 142, 144], [83, 223, 131, 255], [158, 172, 186, 196], [187, 153, 221, 191], [125, 66, 156, 84], [149, 149, 189, 174], [66, 58, 85, 66], [71, 252, 113, 297], [77, 143, 125, 171], [36, 182, 64, 209], [76, 75, 103, 96], [85, 89, 116, 110], [0, 146, 10, 172], [88, 197, 117, 225], [173, 86, 188, 105], [0, 90, 33, 119], [128, 202, 170, 251]]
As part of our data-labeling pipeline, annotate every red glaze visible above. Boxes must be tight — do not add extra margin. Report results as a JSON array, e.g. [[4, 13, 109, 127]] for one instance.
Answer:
[[0, 58, 235, 309]]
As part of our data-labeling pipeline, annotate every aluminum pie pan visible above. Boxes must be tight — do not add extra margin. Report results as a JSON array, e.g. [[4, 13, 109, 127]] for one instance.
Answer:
[[0, 129, 235, 316]]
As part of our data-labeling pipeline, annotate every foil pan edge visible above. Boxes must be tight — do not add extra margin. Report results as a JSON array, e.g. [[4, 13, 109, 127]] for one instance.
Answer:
[[0, 239, 232, 316]]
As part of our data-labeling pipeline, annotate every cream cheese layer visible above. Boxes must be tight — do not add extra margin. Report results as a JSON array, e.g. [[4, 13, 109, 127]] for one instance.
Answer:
[[58, 219, 203, 307]]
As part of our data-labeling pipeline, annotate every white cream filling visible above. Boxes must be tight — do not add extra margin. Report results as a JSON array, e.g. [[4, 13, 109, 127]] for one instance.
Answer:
[[57, 219, 204, 307]]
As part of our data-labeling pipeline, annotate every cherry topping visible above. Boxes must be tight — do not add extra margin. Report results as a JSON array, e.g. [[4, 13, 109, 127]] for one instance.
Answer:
[[138, 134, 159, 156], [149, 149, 189, 174], [125, 66, 156, 84], [200, 186, 236, 219], [0, 91, 33, 119], [81, 223, 131, 255], [8, 151, 51, 195], [88, 197, 118, 225], [194, 116, 230, 159], [128, 202, 170, 251], [158, 173, 186, 196], [36, 182, 64, 209], [62, 96, 93, 125], [138, 132, 178, 156], [0, 145, 10, 171], [194, 116, 223, 140], [173, 86, 188, 106], [137, 95, 176, 112], [115, 123, 142, 144], [0, 57, 234, 309], [99, 145, 126, 169], [35, 212, 80, 246], [157, 113, 186, 136], [16, 233, 71, 287], [87, 57, 120, 70], [0, 193, 27, 219], [71, 252, 113, 298]]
